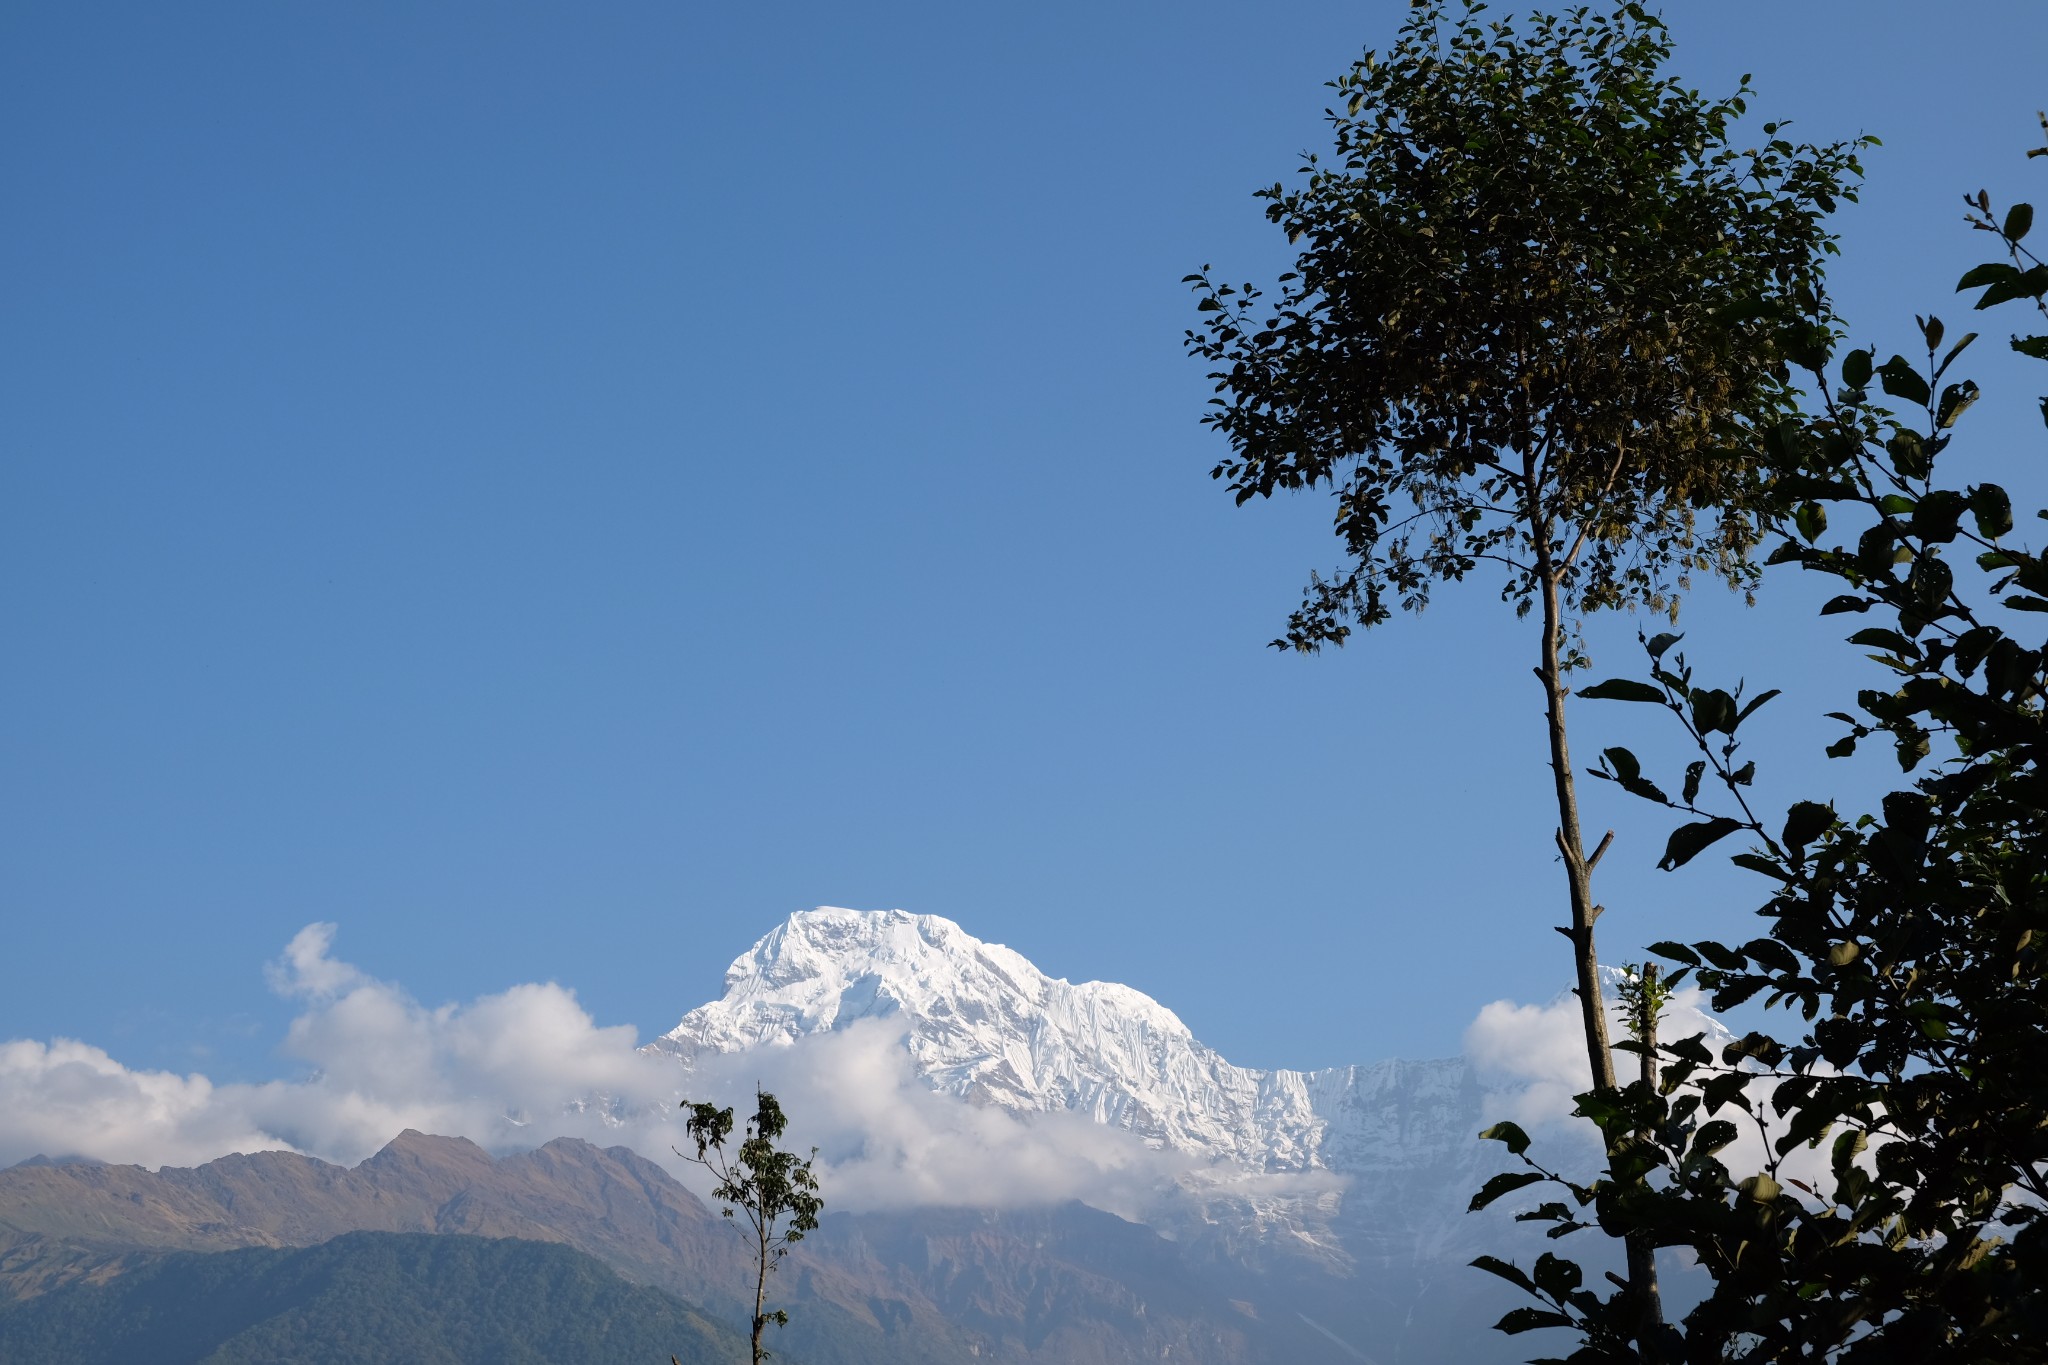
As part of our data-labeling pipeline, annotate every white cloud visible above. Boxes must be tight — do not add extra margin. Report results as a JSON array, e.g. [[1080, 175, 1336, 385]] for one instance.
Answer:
[[0, 924, 1272, 1221], [1464, 976, 1734, 1131], [1463, 977, 1853, 1196], [264, 922, 369, 1001], [675, 1018, 1213, 1220], [0, 927, 686, 1173], [10, 927, 1843, 1222], [0, 1038, 285, 1171]]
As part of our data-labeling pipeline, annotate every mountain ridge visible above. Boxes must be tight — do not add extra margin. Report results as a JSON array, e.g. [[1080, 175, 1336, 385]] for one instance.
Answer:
[[0, 1132, 1362, 1364]]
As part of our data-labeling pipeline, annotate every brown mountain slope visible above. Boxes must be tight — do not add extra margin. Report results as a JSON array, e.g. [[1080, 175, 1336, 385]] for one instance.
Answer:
[[0, 1133, 1342, 1365]]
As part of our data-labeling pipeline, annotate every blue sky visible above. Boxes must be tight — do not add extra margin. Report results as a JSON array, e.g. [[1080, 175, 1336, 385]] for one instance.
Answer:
[[4, 1, 2046, 1102]]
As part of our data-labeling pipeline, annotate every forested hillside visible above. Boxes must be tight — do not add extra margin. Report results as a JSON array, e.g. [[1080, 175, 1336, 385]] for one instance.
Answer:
[[0, 1231, 738, 1365]]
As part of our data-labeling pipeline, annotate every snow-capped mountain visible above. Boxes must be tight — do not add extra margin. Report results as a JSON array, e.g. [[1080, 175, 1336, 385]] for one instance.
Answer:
[[647, 907, 1482, 1186]]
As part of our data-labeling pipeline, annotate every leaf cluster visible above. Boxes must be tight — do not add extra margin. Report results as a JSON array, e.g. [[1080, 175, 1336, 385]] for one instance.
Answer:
[[1473, 122, 2048, 1362], [1185, 0, 1866, 649]]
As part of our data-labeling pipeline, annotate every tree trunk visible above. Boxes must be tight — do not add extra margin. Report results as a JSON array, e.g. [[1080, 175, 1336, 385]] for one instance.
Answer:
[[1532, 543, 1665, 1359], [1533, 557, 1617, 1092], [1632, 967, 1666, 1357], [752, 1234, 769, 1365]]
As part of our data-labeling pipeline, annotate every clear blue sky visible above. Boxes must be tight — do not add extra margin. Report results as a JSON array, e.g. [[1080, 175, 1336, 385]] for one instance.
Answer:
[[5, 2, 2046, 1087]]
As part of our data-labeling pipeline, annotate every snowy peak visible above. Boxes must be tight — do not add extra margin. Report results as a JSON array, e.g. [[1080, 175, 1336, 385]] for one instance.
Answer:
[[680, 906, 1190, 1050], [650, 908, 1468, 1174]]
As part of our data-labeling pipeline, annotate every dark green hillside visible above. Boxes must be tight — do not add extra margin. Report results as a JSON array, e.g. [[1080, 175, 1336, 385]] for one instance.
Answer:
[[0, 1231, 741, 1365]]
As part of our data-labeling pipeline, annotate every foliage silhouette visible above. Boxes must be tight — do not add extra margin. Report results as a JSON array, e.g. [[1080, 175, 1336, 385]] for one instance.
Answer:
[[1474, 116, 2048, 1362]]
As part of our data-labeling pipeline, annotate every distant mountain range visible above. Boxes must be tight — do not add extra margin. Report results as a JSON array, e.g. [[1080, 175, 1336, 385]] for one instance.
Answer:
[[0, 908, 1644, 1363]]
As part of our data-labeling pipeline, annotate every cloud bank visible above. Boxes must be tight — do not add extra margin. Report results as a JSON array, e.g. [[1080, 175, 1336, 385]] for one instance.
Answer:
[[0, 924, 669, 1173], [9, 927, 1790, 1215], [0, 924, 1254, 1216]]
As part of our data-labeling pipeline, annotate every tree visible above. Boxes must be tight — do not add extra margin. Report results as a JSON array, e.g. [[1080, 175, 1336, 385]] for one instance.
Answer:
[[1185, 1, 1863, 1351], [1475, 119, 2048, 1361], [676, 1090, 823, 1365]]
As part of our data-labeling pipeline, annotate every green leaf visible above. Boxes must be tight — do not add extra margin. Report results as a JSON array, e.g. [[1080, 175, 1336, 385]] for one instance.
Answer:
[[1911, 488, 1968, 540], [1736, 688, 1782, 724], [1840, 348, 1873, 387], [1908, 557, 1947, 612], [1878, 356, 1930, 406], [1530, 1252, 1582, 1299], [1857, 526, 1898, 577], [1690, 688, 1738, 736], [1847, 628, 1919, 658], [1697, 940, 1749, 972], [1599, 747, 1669, 803], [1828, 941, 1861, 967], [1649, 940, 1701, 966], [1785, 794, 1835, 847], [1660, 817, 1744, 870], [1976, 264, 2048, 309], [1692, 1119, 1739, 1156], [1478, 1121, 1531, 1156], [1730, 852, 1790, 881], [1577, 678, 1666, 704], [1957, 261, 2018, 291], [1793, 501, 1826, 543], [1939, 330, 1980, 373], [1740, 1174, 1782, 1203], [1971, 483, 2014, 538], [1470, 1170, 1547, 1211], [1601, 746, 1642, 783], [2014, 335, 2048, 360], [1470, 1254, 1539, 1296], [1494, 1307, 1574, 1335], [1937, 380, 1980, 429], [1645, 632, 1683, 660]]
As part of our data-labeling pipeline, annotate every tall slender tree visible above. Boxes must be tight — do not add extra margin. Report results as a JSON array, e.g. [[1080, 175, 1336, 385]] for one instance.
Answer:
[[1185, 2, 1863, 1350], [677, 1090, 822, 1365]]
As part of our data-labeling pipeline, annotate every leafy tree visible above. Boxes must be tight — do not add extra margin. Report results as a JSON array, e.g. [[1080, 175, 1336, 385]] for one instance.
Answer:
[[677, 1090, 823, 1365], [1475, 119, 2048, 1361], [1186, 1, 1862, 1350]]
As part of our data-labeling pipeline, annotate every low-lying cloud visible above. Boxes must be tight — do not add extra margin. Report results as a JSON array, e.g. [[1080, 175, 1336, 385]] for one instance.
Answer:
[[0, 924, 670, 1173], [6, 927, 1761, 1216], [0, 924, 1278, 1216]]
